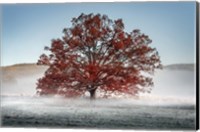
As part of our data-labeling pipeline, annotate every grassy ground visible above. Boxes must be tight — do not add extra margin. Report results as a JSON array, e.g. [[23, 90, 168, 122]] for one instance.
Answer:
[[1, 96, 196, 130]]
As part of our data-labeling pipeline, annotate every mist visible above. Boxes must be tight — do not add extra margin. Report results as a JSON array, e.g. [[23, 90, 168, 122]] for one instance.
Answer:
[[1, 64, 196, 129], [1, 64, 196, 105]]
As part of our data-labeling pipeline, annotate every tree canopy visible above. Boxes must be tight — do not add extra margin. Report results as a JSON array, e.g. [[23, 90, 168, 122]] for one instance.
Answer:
[[37, 13, 162, 99]]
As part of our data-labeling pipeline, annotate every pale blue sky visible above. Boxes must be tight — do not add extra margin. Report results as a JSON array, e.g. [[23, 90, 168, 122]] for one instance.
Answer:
[[1, 2, 196, 66]]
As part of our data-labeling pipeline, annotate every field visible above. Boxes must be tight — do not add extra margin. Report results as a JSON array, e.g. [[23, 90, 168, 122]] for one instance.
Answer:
[[1, 96, 196, 130]]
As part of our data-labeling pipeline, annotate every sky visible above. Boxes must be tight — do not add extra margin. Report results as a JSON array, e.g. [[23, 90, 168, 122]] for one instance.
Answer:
[[1, 2, 197, 66]]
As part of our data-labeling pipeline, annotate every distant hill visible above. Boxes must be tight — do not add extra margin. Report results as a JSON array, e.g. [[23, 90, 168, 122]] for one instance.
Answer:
[[1, 63, 195, 72], [0, 63, 195, 97], [1, 63, 47, 83], [164, 63, 195, 71], [1, 63, 47, 75], [1, 63, 195, 83]]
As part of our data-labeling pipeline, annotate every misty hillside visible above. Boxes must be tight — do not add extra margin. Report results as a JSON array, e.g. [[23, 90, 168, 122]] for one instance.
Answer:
[[1, 63, 47, 77], [1, 63, 195, 82], [1, 63, 47, 83], [164, 64, 195, 71], [1, 63, 47, 96], [1, 63, 196, 101]]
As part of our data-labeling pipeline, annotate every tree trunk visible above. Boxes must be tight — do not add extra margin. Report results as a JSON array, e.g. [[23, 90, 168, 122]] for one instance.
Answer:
[[89, 89, 96, 100]]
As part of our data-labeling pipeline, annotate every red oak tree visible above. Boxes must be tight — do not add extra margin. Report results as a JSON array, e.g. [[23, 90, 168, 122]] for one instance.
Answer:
[[37, 13, 162, 99]]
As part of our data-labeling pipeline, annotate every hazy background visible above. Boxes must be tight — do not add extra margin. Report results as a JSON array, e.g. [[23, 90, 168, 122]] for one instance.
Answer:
[[1, 63, 196, 105]]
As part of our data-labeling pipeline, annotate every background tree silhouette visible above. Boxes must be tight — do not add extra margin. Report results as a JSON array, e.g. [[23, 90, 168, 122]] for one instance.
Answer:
[[37, 13, 162, 99]]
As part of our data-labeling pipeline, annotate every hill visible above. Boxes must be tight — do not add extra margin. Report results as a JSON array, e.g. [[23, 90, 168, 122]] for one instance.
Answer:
[[164, 63, 195, 71], [1, 63, 195, 79], [1, 63, 47, 83], [1, 63, 196, 98]]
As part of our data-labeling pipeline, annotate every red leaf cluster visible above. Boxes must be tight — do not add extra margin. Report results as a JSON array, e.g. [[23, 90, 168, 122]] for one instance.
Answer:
[[37, 13, 162, 99]]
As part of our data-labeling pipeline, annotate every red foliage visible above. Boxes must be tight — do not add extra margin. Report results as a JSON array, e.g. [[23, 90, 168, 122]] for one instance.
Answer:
[[37, 13, 162, 99]]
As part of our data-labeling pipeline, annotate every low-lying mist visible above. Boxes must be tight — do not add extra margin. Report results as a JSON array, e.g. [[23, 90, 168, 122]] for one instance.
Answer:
[[1, 64, 196, 106]]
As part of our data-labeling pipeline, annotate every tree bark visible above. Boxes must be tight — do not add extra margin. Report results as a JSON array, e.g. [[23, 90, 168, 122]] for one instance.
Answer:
[[89, 89, 96, 100]]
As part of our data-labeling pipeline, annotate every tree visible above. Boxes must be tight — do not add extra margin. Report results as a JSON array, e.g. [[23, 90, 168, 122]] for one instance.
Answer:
[[36, 13, 162, 99]]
